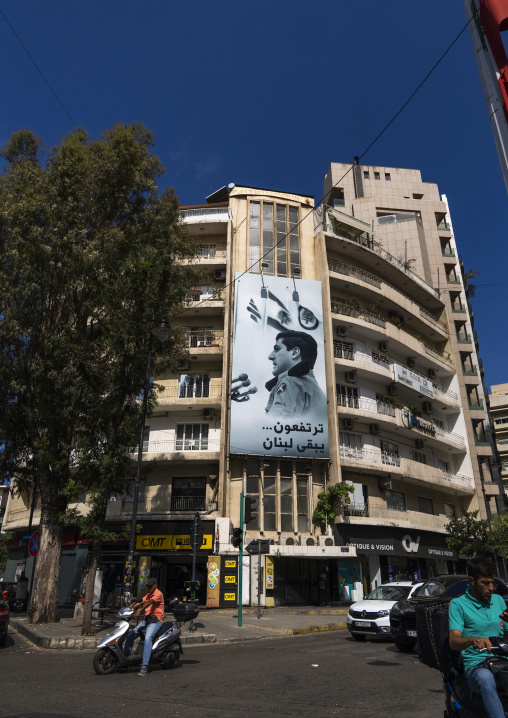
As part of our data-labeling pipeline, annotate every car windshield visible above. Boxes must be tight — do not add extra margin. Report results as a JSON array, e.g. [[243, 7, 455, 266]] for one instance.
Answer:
[[366, 585, 411, 601], [413, 577, 469, 598]]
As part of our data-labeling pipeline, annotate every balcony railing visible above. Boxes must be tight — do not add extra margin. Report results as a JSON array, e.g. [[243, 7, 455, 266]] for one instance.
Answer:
[[431, 426, 466, 448], [186, 288, 224, 302], [343, 502, 369, 517], [468, 399, 485, 411], [451, 305, 466, 313], [441, 470, 474, 488], [462, 365, 478, 376], [456, 334, 472, 344], [140, 440, 221, 453], [339, 446, 400, 467], [185, 330, 224, 348], [437, 222, 452, 232], [447, 276, 461, 285], [170, 497, 207, 511], [328, 259, 382, 289], [474, 437, 491, 447], [157, 385, 223, 400], [181, 207, 231, 223], [432, 384, 459, 405], [330, 299, 386, 328], [441, 248, 456, 257], [198, 246, 227, 259]]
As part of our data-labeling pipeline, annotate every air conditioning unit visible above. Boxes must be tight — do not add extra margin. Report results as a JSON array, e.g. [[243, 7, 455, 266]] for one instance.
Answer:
[[422, 401, 433, 414], [279, 535, 299, 546], [428, 369, 436, 380], [378, 477, 392, 491], [213, 270, 226, 280], [336, 326, 347, 337], [415, 439, 425, 450], [203, 409, 214, 420], [317, 536, 335, 547], [301, 535, 316, 547], [407, 357, 416, 368], [387, 382, 398, 396], [345, 371, 357, 384], [378, 341, 388, 352], [369, 423, 380, 435], [343, 419, 355, 431]]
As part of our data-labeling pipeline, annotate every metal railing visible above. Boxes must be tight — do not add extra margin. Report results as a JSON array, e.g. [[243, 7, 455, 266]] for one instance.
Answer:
[[328, 259, 381, 289], [441, 470, 474, 488], [338, 395, 395, 417], [181, 207, 231, 222], [343, 502, 369, 517], [170, 497, 207, 511], [185, 330, 224, 348], [140, 440, 221, 453], [339, 446, 400, 467], [198, 246, 227, 259], [330, 298, 386, 328], [157, 385, 223, 400], [437, 222, 452, 232]]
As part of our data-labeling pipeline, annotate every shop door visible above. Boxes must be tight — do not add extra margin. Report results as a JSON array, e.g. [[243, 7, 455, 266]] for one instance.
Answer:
[[58, 553, 77, 604]]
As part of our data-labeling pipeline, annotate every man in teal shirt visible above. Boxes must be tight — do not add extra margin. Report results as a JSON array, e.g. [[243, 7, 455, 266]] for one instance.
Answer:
[[449, 558, 508, 718]]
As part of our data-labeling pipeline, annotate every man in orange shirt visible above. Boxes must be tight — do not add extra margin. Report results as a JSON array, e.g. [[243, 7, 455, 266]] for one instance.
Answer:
[[123, 577, 165, 676]]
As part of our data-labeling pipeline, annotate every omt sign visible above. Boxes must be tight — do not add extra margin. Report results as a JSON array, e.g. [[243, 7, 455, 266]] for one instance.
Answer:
[[136, 534, 213, 551]]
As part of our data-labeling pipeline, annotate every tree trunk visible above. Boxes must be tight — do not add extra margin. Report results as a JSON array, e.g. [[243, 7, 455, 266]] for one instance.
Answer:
[[29, 513, 63, 624], [81, 539, 101, 635]]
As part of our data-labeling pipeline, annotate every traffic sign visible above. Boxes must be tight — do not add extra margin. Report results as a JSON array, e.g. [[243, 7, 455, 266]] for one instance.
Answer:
[[28, 530, 40, 557]]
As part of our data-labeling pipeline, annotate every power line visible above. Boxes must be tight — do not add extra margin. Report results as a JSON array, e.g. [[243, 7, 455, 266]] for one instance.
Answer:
[[180, 5, 483, 315], [0, 9, 77, 128]]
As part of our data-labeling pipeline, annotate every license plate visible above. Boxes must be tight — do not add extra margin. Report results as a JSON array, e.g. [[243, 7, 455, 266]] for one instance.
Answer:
[[354, 621, 371, 628], [406, 630, 417, 637]]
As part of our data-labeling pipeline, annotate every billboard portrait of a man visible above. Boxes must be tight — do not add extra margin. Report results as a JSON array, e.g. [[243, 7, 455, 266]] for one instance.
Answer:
[[230, 273, 329, 458]]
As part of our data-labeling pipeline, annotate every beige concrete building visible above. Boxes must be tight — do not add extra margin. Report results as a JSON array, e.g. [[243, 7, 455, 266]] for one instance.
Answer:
[[3, 166, 503, 606], [489, 383, 508, 493]]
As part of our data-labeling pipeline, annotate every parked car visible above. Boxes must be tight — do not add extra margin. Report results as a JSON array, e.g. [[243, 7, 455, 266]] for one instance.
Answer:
[[0, 580, 28, 612], [389, 574, 508, 652], [347, 581, 423, 641], [0, 594, 9, 647]]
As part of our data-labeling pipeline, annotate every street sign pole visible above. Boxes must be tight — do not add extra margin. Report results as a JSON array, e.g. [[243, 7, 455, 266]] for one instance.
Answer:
[[257, 541, 262, 619], [185, 512, 203, 602], [238, 493, 244, 628]]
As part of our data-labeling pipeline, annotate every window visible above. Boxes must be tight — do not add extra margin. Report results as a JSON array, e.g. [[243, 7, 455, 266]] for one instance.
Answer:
[[381, 440, 400, 466], [386, 489, 406, 511], [494, 417, 508, 426], [444, 503, 455, 518], [385, 173, 391, 181], [438, 459, 450, 473], [371, 351, 390, 368], [333, 341, 354, 360], [244, 458, 310, 533], [171, 478, 206, 511], [189, 284, 214, 301], [412, 450, 427, 465], [363, 171, 369, 179], [340, 432, 362, 458], [418, 496, 434, 515], [185, 326, 214, 347], [248, 201, 300, 276], [176, 424, 209, 451], [336, 384, 358, 408], [178, 373, 210, 398], [374, 172, 380, 180], [199, 244, 217, 258], [142, 425, 150, 453]]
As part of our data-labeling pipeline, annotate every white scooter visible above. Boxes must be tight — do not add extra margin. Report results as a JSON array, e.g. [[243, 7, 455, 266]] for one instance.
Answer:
[[93, 597, 199, 675]]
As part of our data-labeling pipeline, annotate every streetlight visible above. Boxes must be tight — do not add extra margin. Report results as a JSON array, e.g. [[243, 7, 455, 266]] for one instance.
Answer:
[[123, 317, 172, 606]]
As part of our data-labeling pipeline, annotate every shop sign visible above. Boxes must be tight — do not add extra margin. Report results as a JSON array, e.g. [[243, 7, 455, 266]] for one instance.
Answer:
[[393, 363, 434, 399], [345, 538, 396, 554], [411, 416, 436, 437], [136, 534, 213, 551], [341, 528, 457, 560], [206, 557, 221, 608]]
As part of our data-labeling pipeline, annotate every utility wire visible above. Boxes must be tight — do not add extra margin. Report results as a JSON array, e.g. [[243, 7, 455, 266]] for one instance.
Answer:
[[180, 4, 484, 315], [1, 8, 77, 128]]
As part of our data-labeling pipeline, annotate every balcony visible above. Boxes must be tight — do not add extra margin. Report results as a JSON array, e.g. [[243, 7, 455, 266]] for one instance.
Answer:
[[441, 248, 456, 257], [337, 395, 395, 418], [156, 385, 223, 405], [451, 305, 466, 314], [447, 276, 462, 285], [474, 437, 491, 447], [181, 206, 231, 223], [185, 330, 224, 350], [437, 222, 452, 232], [139, 439, 221, 455], [330, 298, 386, 328], [462, 365, 478, 376], [339, 446, 400, 467], [456, 334, 472, 344], [343, 502, 369, 517], [170, 496, 207, 511], [328, 259, 381, 289], [198, 246, 227, 260], [468, 398, 485, 411]]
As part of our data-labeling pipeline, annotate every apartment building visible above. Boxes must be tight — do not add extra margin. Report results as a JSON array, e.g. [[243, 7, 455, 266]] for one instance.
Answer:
[[2, 166, 502, 606], [489, 383, 508, 493]]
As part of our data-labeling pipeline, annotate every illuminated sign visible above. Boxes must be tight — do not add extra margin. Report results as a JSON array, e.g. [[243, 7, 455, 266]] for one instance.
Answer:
[[136, 534, 213, 551]]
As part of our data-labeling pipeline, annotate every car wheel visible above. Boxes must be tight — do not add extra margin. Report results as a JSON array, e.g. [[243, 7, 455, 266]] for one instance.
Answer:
[[93, 648, 119, 675], [352, 633, 366, 641], [394, 637, 416, 652]]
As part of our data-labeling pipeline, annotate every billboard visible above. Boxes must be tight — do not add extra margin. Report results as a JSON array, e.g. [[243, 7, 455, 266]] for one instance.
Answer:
[[230, 273, 329, 458], [393, 363, 434, 399]]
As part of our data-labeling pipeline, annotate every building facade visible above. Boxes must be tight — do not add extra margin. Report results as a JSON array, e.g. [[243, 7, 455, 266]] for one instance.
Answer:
[[489, 383, 508, 493], [2, 165, 503, 606]]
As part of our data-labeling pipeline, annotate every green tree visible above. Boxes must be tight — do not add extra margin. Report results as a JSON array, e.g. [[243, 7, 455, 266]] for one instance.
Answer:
[[313, 481, 355, 533], [489, 514, 508, 559], [0, 124, 202, 624], [0, 531, 13, 575], [445, 508, 490, 557]]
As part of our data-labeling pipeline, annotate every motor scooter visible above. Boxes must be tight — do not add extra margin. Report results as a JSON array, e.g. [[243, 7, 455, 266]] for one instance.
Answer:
[[93, 597, 199, 675]]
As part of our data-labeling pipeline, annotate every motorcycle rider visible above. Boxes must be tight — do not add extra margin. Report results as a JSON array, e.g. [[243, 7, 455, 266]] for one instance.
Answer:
[[123, 577, 165, 676], [449, 558, 508, 718]]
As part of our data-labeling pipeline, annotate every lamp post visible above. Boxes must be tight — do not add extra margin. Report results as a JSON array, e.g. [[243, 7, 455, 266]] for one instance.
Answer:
[[122, 317, 172, 606]]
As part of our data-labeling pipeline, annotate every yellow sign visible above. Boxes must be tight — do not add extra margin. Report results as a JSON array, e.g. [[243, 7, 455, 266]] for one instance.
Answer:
[[224, 575, 236, 584], [224, 560, 236, 568], [136, 534, 213, 551], [223, 593, 236, 601]]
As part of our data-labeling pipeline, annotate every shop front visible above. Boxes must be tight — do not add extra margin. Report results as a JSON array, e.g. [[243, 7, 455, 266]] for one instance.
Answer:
[[336, 525, 459, 595]]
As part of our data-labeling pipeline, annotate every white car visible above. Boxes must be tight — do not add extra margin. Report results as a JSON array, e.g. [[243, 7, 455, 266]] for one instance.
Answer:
[[347, 581, 423, 642]]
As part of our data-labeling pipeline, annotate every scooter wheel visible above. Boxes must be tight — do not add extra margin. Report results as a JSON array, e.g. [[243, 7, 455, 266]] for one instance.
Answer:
[[93, 648, 119, 675], [162, 649, 180, 669]]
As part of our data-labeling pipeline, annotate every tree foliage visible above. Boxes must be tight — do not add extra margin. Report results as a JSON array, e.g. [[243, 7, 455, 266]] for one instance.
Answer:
[[0, 124, 202, 623], [445, 508, 490, 557], [488, 514, 508, 559], [313, 481, 355, 533]]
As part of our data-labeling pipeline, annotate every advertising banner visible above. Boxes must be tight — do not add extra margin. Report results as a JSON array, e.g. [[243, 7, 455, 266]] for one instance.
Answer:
[[230, 273, 329, 458], [393, 363, 434, 399]]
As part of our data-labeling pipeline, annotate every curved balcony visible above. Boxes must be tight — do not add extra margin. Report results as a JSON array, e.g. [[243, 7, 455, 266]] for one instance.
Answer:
[[133, 439, 221, 461], [156, 384, 223, 408], [342, 503, 448, 534]]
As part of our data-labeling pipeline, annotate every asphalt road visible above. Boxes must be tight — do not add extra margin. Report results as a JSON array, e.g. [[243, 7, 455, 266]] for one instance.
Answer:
[[2, 628, 444, 718]]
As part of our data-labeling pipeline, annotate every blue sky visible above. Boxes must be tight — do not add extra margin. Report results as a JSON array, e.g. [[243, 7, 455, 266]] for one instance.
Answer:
[[1, 1, 506, 386]]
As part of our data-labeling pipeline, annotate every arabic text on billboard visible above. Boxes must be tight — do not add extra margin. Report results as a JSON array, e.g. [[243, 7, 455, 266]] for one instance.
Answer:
[[393, 363, 434, 399], [230, 273, 329, 458]]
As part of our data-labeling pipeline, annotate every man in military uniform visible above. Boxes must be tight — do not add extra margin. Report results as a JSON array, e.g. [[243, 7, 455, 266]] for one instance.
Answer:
[[265, 330, 327, 418]]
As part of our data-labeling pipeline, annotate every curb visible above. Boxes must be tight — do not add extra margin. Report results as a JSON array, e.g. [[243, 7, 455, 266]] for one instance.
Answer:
[[10, 619, 217, 650]]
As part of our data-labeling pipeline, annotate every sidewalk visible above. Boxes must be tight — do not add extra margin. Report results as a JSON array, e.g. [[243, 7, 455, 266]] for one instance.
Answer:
[[9, 607, 349, 650]]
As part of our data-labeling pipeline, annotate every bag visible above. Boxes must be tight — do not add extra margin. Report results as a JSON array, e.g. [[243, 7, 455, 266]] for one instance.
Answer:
[[145, 614, 159, 624], [480, 656, 508, 698], [416, 601, 462, 682]]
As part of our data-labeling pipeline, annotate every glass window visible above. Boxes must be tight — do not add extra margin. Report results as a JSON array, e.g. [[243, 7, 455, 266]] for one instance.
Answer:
[[176, 424, 209, 451], [248, 201, 300, 277], [412, 450, 427, 465], [385, 173, 391, 181], [246, 458, 260, 530], [178, 373, 210, 398], [381, 440, 400, 466], [374, 172, 380, 180], [171, 478, 206, 511], [336, 384, 358, 408], [418, 496, 434, 515], [444, 503, 455, 518], [296, 473, 309, 532], [279, 460, 293, 532], [386, 489, 406, 511], [340, 432, 362, 457], [367, 585, 410, 601], [363, 171, 369, 179], [333, 341, 354, 360], [263, 460, 277, 531]]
